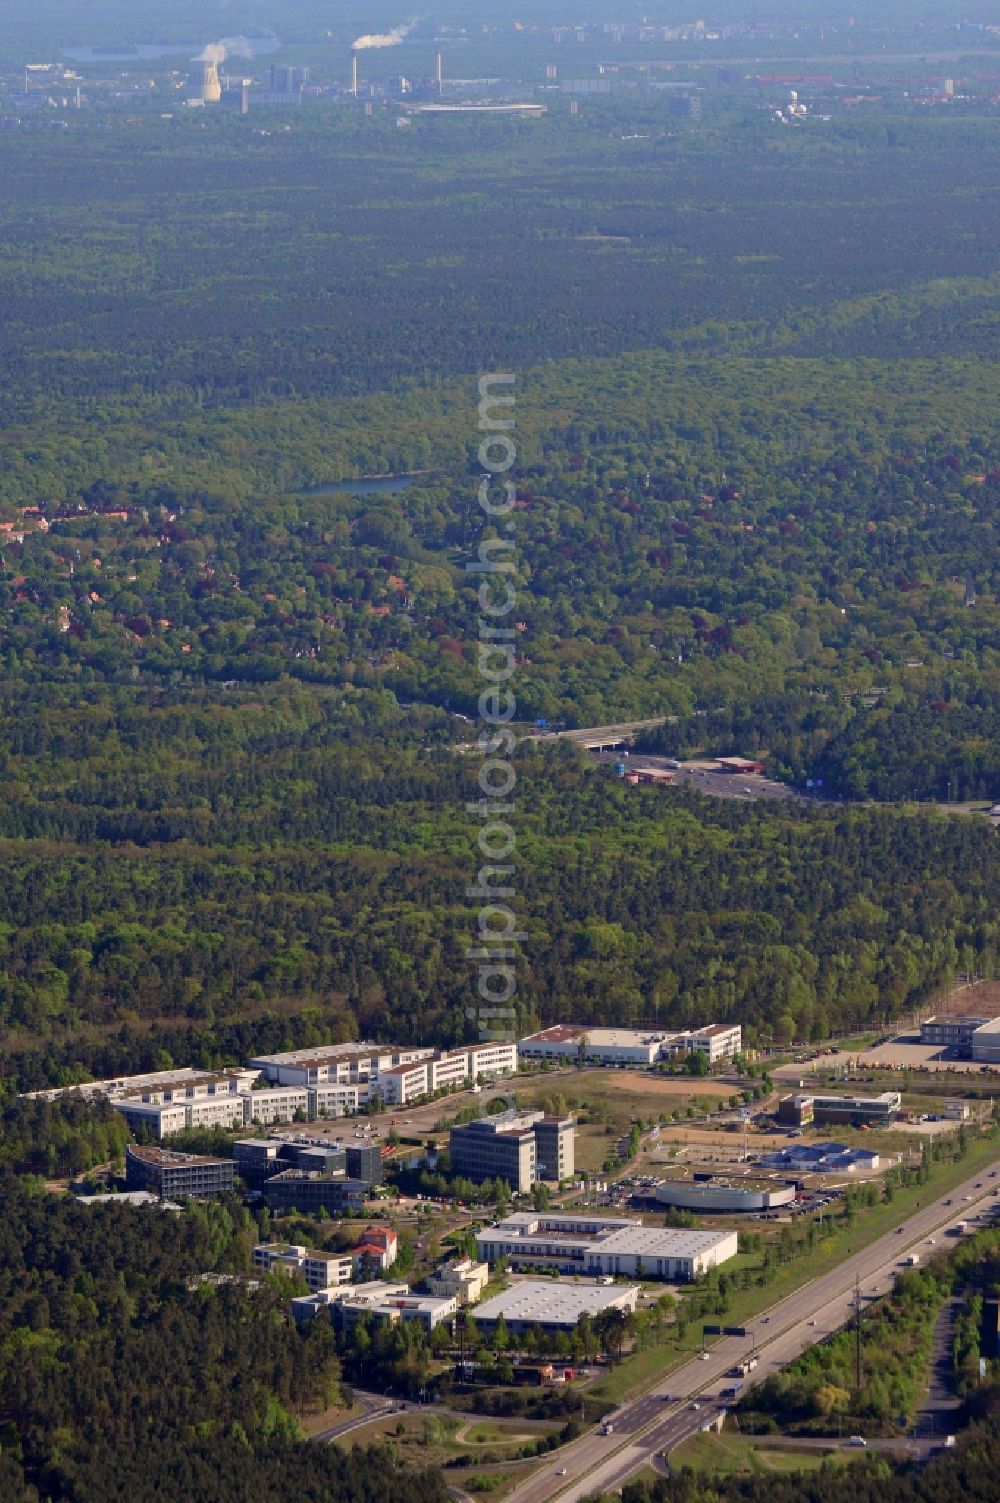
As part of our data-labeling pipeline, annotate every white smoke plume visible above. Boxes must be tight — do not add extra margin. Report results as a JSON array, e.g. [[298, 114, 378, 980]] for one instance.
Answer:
[[192, 36, 254, 64], [352, 23, 414, 50]]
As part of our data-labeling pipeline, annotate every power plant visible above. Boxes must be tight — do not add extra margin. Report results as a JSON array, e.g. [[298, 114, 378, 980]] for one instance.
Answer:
[[197, 60, 222, 104]]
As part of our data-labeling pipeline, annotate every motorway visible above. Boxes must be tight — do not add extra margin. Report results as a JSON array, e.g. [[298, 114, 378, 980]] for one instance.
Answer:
[[505, 1155, 1000, 1503]]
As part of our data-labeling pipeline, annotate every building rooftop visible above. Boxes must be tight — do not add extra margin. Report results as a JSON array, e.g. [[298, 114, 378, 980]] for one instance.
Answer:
[[923, 1014, 994, 1028], [521, 1026, 675, 1047], [74, 1190, 182, 1209], [474, 1279, 639, 1327], [127, 1144, 231, 1167], [248, 1042, 429, 1068]]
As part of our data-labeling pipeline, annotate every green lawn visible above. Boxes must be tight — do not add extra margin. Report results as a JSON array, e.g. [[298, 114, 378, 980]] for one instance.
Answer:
[[670, 1430, 857, 1477]]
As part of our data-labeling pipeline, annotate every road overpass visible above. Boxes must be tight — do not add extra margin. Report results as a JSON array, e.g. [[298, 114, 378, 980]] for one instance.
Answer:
[[529, 718, 670, 751], [505, 1156, 1000, 1503]]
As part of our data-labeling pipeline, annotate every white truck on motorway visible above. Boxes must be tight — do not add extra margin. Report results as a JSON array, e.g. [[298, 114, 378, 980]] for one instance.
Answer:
[[906, 1253, 920, 1266]]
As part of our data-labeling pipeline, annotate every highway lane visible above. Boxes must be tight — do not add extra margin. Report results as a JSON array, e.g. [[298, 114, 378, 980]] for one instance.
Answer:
[[505, 1155, 1000, 1503]]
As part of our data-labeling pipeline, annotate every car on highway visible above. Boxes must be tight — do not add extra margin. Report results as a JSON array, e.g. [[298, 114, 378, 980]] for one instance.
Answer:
[[556, 1468, 568, 1476], [848, 1436, 867, 1448], [700, 1351, 711, 1361], [808, 1319, 817, 1326], [690, 1403, 700, 1411]]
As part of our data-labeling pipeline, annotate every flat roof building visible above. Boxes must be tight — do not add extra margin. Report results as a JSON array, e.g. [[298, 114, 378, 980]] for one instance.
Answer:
[[261, 1170, 367, 1215], [920, 1015, 994, 1050], [777, 1091, 900, 1127], [758, 1142, 881, 1173], [247, 1042, 434, 1091], [476, 1213, 737, 1281], [426, 1257, 489, 1306], [655, 1178, 796, 1213], [253, 1242, 354, 1291], [125, 1143, 235, 1200], [971, 1022, 1000, 1064], [450, 1110, 575, 1190], [290, 1281, 410, 1326], [474, 1278, 639, 1332], [518, 1023, 741, 1068]]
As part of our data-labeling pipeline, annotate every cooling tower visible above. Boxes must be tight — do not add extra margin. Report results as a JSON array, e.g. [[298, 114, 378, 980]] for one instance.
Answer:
[[199, 61, 222, 103]]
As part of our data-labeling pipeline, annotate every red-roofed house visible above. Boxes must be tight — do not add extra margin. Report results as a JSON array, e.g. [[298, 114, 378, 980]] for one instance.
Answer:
[[350, 1225, 398, 1272]]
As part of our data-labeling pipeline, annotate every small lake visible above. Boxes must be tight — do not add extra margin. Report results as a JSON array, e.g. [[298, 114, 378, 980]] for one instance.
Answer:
[[306, 472, 438, 497]]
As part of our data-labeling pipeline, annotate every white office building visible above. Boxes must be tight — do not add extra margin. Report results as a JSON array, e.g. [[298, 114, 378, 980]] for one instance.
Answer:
[[253, 1242, 354, 1291], [519, 1024, 741, 1068], [476, 1213, 738, 1281]]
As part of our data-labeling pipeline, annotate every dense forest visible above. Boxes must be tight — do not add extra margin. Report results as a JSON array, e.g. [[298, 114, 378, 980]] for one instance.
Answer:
[[0, 685, 996, 1085], [0, 1170, 448, 1503]]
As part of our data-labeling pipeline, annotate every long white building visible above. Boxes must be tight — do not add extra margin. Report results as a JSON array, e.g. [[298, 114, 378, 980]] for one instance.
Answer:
[[379, 1042, 519, 1105], [519, 1023, 741, 1067], [476, 1212, 738, 1281]]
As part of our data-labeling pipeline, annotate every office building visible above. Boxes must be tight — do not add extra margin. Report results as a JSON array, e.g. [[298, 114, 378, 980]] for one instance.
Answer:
[[291, 1280, 409, 1325], [518, 1023, 741, 1068], [248, 1042, 434, 1092], [476, 1213, 737, 1281], [777, 1091, 900, 1127], [253, 1242, 353, 1290], [378, 1042, 518, 1105], [920, 1015, 994, 1050], [261, 1171, 367, 1214], [426, 1256, 489, 1305], [125, 1143, 235, 1200], [451, 1111, 537, 1191], [451, 1109, 575, 1190], [655, 1178, 796, 1213], [336, 1289, 457, 1332], [474, 1278, 639, 1332], [533, 1114, 575, 1181]]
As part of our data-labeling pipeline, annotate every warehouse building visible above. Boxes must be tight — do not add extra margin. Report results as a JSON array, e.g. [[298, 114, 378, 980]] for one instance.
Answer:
[[124, 1143, 235, 1200], [476, 1213, 737, 1281], [473, 1278, 640, 1333], [971, 1021, 1000, 1064]]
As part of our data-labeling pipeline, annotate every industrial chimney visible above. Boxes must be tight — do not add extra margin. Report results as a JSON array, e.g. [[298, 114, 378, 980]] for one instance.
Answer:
[[435, 51, 443, 94], [351, 49, 359, 97]]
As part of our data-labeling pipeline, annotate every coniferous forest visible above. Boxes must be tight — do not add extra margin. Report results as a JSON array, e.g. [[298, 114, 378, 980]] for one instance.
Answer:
[[1, 3, 1000, 1498]]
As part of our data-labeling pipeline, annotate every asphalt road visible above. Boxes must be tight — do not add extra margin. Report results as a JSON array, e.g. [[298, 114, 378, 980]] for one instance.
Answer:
[[505, 1157, 1000, 1503]]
